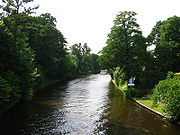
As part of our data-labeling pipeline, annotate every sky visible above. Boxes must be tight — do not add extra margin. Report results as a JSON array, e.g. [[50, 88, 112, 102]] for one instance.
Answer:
[[33, 0, 180, 53]]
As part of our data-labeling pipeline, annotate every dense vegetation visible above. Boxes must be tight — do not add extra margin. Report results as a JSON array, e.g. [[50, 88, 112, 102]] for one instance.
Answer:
[[152, 72, 180, 120], [0, 0, 101, 106], [98, 11, 180, 120]]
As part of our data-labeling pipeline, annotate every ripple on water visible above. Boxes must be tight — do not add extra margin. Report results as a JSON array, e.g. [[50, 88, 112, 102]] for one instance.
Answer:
[[0, 75, 180, 135]]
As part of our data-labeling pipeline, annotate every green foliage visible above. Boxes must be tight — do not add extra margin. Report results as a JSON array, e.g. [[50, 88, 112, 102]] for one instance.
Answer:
[[113, 67, 125, 87], [99, 11, 148, 80], [0, 2, 69, 104], [160, 16, 180, 43], [154, 16, 180, 75], [0, 0, 101, 110], [0, 72, 21, 103], [0, 0, 39, 16], [69, 43, 100, 76], [139, 70, 162, 89], [0, 15, 37, 100], [152, 72, 180, 120], [90, 54, 101, 74], [124, 88, 148, 98], [166, 71, 174, 79], [62, 54, 78, 78], [5, 72, 21, 100], [0, 76, 13, 103], [147, 21, 164, 46]]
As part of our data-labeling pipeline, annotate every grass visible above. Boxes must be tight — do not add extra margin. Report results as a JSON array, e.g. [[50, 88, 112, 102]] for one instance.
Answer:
[[112, 80, 127, 91], [135, 98, 165, 114], [118, 81, 128, 91], [112, 79, 165, 115]]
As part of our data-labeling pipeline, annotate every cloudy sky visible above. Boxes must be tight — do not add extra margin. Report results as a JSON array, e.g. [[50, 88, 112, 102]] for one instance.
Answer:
[[33, 0, 180, 53]]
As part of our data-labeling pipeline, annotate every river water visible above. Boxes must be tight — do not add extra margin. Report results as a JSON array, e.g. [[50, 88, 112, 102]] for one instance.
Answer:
[[0, 74, 179, 135]]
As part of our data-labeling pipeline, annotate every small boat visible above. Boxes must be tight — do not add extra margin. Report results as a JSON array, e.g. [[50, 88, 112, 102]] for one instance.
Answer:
[[100, 70, 108, 75]]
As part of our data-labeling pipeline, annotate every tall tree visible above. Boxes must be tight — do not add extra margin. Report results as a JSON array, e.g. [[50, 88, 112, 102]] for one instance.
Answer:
[[99, 11, 148, 80], [0, 14, 38, 100], [154, 16, 180, 76]]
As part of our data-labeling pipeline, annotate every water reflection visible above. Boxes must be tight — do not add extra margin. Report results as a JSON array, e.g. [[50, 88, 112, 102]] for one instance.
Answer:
[[0, 75, 179, 135]]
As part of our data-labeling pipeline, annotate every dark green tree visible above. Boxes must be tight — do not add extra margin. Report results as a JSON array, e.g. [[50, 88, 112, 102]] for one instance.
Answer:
[[0, 0, 68, 103], [147, 21, 164, 46], [0, 15, 38, 100], [70, 43, 99, 75], [99, 11, 148, 80], [154, 16, 180, 77], [90, 54, 101, 74]]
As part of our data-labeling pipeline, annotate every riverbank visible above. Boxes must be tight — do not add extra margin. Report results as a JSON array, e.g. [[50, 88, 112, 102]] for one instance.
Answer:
[[111, 80, 180, 125]]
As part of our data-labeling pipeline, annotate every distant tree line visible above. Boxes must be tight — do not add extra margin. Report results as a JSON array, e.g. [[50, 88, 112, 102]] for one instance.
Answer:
[[0, 0, 101, 105], [98, 11, 180, 120]]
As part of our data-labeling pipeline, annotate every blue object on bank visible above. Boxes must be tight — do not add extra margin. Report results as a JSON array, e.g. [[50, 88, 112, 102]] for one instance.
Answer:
[[128, 78, 135, 87]]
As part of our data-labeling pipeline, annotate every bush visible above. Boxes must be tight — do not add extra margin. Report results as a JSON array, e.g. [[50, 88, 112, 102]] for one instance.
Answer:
[[5, 72, 21, 100], [139, 70, 164, 89], [124, 88, 148, 98], [152, 72, 180, 120], [0, 76, 13, 103], [0, 72, 22, 104], [113, 67, 126, 87]]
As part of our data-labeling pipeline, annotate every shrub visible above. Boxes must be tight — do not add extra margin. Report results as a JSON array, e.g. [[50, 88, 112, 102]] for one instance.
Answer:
[[113, 67, 126, 87], [0, 76, 13, 103], [124, 88, 148, 98], [152, 72, 180, 120], [139, 69, 164, 89], [0, 72, 22, 104]]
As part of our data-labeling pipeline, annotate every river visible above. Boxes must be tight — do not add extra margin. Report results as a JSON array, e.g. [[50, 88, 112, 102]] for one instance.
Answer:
[[0, 74, 179, 135]]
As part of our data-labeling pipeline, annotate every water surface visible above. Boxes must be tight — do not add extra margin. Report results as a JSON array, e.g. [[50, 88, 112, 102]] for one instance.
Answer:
[[0, 75, 179, 135]]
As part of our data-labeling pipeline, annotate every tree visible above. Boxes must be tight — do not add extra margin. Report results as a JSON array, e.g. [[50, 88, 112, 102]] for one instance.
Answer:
[[0, 1, 68, 102], [4, 13, 68, 80], [99, 11, 148, 80], [90, 54, 101, 74], [154, 16, 180, 76], [62, 53, 78, 78], [0, 0, 39, 16], [69, 43, 100, 75], [147, 21, 164, 46], [0, 15, 38, 100]]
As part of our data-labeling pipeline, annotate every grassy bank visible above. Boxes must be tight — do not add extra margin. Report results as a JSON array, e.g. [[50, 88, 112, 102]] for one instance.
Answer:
[[111, 80, 165, 115], [134, 98, 165, 114]]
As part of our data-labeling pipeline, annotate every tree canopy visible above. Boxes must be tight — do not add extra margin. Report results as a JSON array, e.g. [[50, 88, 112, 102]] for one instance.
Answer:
[[99, 11, 148, 80]]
